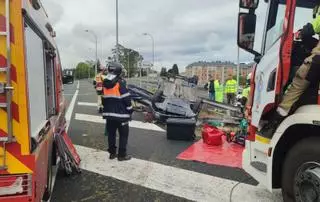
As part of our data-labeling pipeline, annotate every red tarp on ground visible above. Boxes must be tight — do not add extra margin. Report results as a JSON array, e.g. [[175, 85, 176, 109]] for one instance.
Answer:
[[177, 136, 244, 168]]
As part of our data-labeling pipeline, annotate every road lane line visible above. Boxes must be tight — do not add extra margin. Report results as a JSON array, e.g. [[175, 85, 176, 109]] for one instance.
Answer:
[[78, 102, 97, 107], [65, 81, 80, 132], [75, 113, 165, 132], [76, 145, 282, 202]]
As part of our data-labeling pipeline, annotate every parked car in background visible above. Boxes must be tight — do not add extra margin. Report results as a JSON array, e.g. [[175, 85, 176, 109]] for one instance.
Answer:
[[63, 70, 74, 84]]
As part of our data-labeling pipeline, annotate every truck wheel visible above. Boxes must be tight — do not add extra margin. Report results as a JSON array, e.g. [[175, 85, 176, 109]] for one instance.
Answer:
[[42, 146, 53, 201], [281, 137, 320, 202]]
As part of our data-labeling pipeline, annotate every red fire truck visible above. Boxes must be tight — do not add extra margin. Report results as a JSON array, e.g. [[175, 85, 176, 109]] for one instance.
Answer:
[[0, 0, 72, 201]]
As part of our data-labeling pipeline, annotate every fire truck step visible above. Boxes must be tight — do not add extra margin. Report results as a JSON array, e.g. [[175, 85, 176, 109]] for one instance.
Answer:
[[0, 32, 7, 36], [0, 137, 9, 142], [0, 103, 7, 108], [0, 67, 7, 72]]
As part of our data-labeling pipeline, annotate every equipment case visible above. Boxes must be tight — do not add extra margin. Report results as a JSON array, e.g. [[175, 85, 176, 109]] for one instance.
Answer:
[[166, 118, 196, 141]]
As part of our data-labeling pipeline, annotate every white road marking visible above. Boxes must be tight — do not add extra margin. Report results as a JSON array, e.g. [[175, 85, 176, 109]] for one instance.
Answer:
[[82, 134, 89, 137], [65, 81, 79, 132], [78, 102, 97, 107], [75, 113, 165, 132], [76, 145, 282, 202]]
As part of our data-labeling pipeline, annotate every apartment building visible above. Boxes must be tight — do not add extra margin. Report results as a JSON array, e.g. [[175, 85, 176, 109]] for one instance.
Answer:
[[185, 61, 252, 85]]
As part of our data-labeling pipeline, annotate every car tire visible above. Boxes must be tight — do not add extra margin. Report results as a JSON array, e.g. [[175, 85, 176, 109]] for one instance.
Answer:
[[281, 137, 320, 202]]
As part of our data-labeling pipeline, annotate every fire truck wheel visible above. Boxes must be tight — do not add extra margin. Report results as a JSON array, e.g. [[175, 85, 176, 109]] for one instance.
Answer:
[[42, 144, 54, 201], [281, 137, 320, 202]]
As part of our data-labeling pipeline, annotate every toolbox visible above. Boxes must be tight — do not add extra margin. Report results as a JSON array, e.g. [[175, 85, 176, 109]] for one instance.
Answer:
[[166, 118, 196, 141]]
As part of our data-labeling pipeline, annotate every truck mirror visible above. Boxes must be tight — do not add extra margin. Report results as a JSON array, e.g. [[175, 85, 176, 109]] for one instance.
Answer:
[[238, 13, 257, 53], [239, 0, 259, 9]]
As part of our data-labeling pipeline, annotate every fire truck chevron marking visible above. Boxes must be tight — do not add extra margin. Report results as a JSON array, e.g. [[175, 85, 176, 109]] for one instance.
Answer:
[[0, 129, 34, 171], [0, 14, 15, 44], [0, 95, 4, 103], [0, 55, 18, 83], [0, 101, 20, 123]]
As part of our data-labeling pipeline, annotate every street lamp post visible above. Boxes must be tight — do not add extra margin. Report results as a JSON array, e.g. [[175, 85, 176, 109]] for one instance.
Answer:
[[116, 0, 119, 62], [143, 33, 155, 84], [85, 30, 98, 75], [127, 50, 132, 78]]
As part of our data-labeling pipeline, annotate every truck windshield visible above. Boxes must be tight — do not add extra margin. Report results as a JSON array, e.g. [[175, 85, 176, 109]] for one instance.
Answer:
[[264, 0, 315, 52]]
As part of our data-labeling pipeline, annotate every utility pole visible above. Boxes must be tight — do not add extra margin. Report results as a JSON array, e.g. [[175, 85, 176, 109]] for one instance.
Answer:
[[116, 0, 119, 62], [85, 30, 98, 75], [237, 47, 240, 88], [143, 33, 155, 85]]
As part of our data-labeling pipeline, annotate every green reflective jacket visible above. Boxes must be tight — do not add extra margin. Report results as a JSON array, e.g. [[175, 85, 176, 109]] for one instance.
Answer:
[[214, 80, 223, 103], [242, 86, 250, 98]]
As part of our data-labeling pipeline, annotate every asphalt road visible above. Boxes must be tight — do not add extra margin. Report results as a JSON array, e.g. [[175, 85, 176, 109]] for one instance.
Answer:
[[50, 80, 281, 202]]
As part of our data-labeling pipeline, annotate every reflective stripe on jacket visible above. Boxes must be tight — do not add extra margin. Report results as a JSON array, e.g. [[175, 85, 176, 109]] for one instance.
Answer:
[[102, 79, 133, 122]]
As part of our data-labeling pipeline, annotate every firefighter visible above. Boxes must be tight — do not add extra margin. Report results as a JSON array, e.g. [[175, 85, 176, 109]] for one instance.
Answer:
[[241, 73, 251, 106], [260, 4, 320, 137], [102, 62, 133, 161], [225, 74, 237, 105], [93, 68, 104, 113]]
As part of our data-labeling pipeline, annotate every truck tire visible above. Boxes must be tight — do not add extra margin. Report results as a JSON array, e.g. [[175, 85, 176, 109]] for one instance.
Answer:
[[281, 137, 320, 202], [42, 144, 53, 201]]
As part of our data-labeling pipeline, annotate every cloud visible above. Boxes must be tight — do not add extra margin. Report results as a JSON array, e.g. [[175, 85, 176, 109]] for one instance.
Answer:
[[41, 0, 265, 71]]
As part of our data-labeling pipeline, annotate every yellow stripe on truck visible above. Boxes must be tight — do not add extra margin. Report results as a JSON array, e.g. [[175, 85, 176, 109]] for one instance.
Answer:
[[0, 147, 32, 174], [255, 135, 271, 144]]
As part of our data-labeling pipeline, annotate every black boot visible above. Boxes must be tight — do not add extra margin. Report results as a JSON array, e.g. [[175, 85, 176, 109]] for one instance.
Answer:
[[259, 112, 285, 139], [118, 155, 132, 161], [109, 153, 118, 160]]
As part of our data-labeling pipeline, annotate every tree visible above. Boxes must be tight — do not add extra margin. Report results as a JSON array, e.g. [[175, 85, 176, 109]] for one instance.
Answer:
[[160, 67, 167, 77], [75, 62, 93, 79], [111, 44, 144, 78], [172, 64, 179, 75]]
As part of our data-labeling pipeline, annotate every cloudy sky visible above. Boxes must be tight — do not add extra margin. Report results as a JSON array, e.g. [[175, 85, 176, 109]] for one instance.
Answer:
[[41, 0, 269, 71]]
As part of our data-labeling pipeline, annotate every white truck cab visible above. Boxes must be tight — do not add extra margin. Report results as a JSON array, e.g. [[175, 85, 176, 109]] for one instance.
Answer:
[[237, 0, 320, 201]]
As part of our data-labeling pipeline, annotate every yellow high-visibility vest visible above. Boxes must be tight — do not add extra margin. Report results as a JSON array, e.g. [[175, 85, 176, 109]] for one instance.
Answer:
[[225, 79, 237, 93], [214, 80, 224, 103]]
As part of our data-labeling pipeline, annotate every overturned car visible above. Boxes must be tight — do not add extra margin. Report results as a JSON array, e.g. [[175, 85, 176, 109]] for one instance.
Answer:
[[128, 84, 202, 122]]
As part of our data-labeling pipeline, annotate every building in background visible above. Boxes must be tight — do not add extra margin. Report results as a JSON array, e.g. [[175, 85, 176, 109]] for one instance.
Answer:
[[185, 61, 253, 85]]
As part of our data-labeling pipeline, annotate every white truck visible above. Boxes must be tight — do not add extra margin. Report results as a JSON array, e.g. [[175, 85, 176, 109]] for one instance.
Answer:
[[237, 0, 320, 201]]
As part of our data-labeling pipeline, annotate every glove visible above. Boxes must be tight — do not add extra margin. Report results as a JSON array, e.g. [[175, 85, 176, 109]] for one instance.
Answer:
[[300, 23, 315, 40], [294, 30, 302, 40]]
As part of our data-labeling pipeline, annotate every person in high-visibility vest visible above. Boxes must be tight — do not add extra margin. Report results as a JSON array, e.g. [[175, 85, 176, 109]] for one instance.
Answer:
[[214, 78, 224, 103], [102, 62, 133, 161], [225, 75, 237, 105], [93, 68, 104, 113], [241, 73, 252, 106], [205, 75, 215, 101]]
